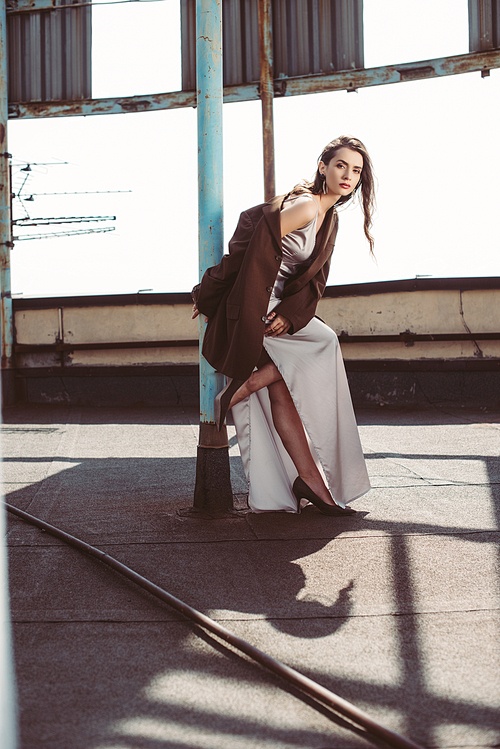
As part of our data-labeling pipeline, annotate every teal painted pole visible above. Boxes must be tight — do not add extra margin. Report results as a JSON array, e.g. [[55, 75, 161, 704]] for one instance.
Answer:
[[197, 0, 224, 429], [189, 0, 236, 516]]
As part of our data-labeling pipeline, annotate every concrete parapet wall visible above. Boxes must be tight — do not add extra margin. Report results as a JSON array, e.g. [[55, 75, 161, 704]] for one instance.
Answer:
[[10, 278, 500, 408]]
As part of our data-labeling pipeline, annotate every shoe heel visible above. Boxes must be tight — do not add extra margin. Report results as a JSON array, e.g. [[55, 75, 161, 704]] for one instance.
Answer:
[[292, 477, 356, 516], [214, 379, 232, 431], [214, 378, 243, 431]]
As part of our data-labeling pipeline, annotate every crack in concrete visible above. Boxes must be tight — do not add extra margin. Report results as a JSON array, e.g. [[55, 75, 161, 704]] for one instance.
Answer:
[[459, 289, 484, 358]]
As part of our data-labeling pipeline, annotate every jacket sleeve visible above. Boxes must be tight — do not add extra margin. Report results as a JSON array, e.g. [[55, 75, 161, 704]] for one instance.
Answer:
[[276, 255, 332, 334], [192, 210, 255, 319]]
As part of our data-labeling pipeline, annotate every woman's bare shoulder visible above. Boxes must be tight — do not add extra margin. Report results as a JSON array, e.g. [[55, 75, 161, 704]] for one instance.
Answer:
[[280, 194, 318, 237]]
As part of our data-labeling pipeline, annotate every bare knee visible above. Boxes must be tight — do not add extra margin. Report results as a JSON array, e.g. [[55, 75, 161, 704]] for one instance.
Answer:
[[241, 363, 282, 398]]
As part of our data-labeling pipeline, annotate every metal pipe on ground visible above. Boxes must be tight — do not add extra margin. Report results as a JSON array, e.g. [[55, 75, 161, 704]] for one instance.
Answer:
[[6, 501, 425, 749]]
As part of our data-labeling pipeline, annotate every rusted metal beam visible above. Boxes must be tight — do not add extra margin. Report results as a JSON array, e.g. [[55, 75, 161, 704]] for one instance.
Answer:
[[8, 49, 500, 120], [8, 90, 197, 119], [7, 0, 57, 11], [258, 0, 275, 201], [276, 48, 500, 97]]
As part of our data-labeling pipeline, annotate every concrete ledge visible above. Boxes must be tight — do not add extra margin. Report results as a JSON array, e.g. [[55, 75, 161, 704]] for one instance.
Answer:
[[11, 361, 500, 409]]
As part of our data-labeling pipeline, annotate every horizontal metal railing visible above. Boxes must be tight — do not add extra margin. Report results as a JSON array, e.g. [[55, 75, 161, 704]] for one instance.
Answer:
[[13, 331, 500, 355]]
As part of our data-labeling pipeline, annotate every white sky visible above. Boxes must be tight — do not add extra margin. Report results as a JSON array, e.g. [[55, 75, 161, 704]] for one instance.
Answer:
[[8, 0, 500, 298]]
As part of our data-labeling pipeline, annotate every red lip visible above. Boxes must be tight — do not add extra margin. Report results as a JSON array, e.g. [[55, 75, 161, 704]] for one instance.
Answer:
[[340, 183, 350, 188]]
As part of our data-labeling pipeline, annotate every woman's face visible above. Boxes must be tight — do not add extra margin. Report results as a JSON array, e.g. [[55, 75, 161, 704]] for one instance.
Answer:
[[321, 147, 363, 198]]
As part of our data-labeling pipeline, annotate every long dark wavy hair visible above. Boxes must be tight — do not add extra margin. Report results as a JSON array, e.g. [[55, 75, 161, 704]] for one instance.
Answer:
[[291, 135, 376, 256]]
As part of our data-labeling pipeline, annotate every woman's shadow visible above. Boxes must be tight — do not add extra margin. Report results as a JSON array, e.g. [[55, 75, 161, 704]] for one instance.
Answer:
[[270, 579, 355, 637]]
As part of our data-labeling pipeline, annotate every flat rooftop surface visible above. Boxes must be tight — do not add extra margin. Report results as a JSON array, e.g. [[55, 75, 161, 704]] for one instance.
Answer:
[[4, 403, 500, 749]]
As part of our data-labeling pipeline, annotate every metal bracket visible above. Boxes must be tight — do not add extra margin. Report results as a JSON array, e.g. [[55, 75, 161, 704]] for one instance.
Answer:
[[274, 80, 287, 97]]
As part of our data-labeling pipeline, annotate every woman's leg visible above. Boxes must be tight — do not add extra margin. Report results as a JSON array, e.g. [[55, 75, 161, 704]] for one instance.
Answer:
[[229, 359, 336, 506], [267, 379, 336, 506], [229, 362, 283, 408]]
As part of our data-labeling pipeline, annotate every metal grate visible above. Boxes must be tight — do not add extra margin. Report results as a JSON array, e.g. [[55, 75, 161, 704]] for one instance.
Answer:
[[181, 0, 364, 91], [7, 0, 92, 103], [272, 0, 363, 79], [468, 0, 500, 51]]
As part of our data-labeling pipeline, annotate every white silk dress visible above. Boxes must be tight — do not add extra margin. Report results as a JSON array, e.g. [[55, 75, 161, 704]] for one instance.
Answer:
[[231, 195, 370, 513]]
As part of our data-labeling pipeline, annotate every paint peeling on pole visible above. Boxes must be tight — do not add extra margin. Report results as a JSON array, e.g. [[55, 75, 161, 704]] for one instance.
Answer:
[[181, 0, 237, 518], [196, 0, 223, 432]]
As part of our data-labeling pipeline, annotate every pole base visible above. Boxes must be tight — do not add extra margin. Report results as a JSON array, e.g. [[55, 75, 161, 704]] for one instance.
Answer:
[[177, 505, 249, 520], [184, 430, 237, 517]]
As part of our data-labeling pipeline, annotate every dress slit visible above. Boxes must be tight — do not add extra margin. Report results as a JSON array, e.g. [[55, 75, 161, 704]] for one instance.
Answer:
[[231, 315, 370, 514]]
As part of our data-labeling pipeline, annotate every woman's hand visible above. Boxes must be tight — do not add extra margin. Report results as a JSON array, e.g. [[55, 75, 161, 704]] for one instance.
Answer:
[[192, 304, 208, 323], [265, 312, 291, 337]]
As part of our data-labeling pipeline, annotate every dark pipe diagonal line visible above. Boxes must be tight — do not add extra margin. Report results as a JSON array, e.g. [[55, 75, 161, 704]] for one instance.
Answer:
[[5, 502, 424, 749]]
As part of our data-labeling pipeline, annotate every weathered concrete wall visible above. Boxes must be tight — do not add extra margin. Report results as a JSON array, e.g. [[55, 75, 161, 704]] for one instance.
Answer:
[[14, 286, 500, 369], [318, 289, 500, 361], [15, 303, 200, 368], [11, 281, 500, 408]]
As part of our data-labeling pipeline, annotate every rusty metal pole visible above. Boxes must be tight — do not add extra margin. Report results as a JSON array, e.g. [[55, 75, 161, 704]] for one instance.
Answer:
[[0, 0, 13, 408], [184, 0, 236, 517], [258, 0, 275, 201]]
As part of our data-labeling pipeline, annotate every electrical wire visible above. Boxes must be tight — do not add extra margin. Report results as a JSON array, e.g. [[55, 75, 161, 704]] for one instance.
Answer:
[[6, 501, 424, 749]]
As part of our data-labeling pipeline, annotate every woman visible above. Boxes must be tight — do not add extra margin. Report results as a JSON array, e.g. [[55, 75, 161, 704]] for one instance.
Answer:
[[192, 136, 375, 516]]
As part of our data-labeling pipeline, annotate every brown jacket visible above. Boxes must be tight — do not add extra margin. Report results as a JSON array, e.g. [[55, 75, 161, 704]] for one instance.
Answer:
[[193, 194, 338, 380]]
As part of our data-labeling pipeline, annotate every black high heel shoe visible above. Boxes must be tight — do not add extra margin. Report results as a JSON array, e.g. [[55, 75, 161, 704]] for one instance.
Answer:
[[292, 477, 356, 516], [214, 377, 243, 431]]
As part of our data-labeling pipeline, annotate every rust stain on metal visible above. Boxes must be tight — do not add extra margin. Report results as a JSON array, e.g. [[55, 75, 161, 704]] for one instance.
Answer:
[[118, 99, 153, 113], [258, 0, 275, 201], [441, 52, 492, 74], [7, 50, 500, 122], [397, 66, 435, 82], [9, 91, 197, 119], [0, 124, 5, 144], [7, 0, 55, 11]]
